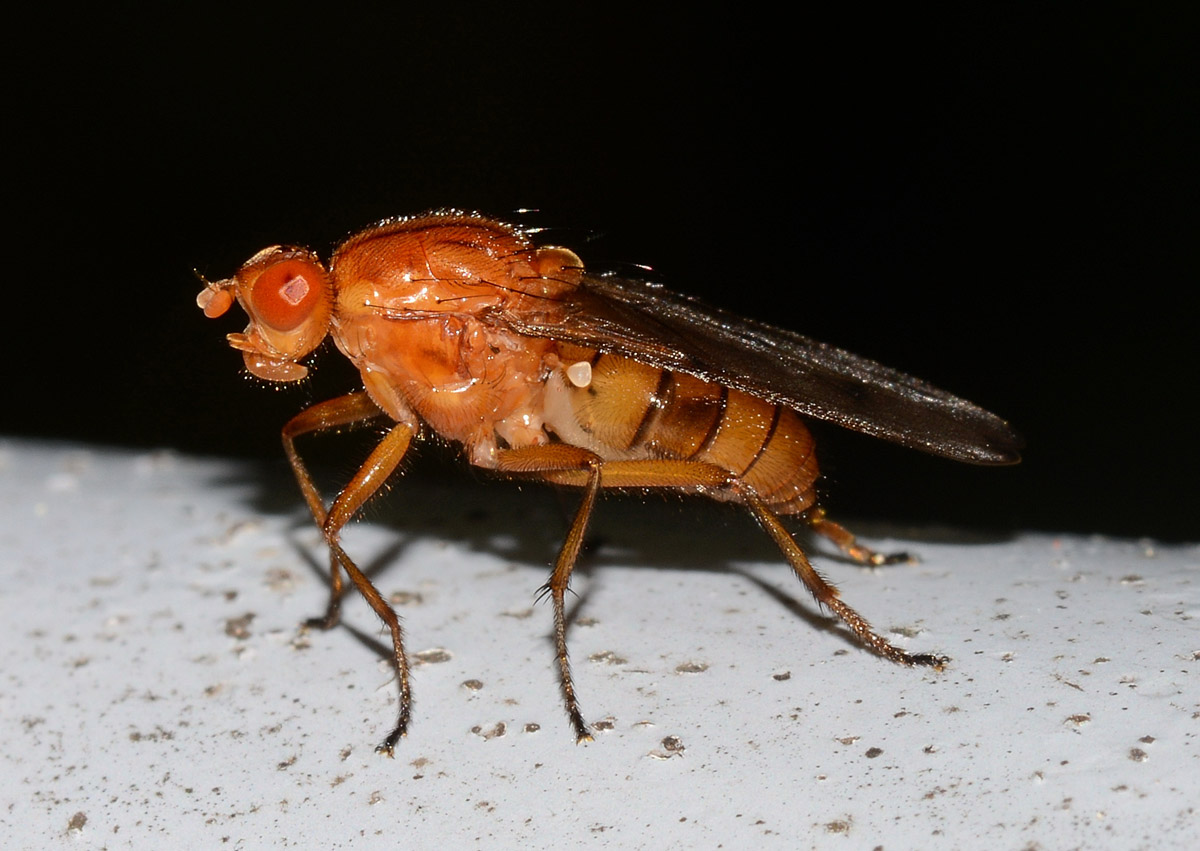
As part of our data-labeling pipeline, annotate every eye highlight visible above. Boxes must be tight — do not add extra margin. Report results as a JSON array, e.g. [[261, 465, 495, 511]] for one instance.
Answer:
[[251, 259, 324, 331]]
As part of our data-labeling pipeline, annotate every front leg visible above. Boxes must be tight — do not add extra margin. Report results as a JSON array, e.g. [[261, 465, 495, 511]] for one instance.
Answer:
[[281, 392, 419, 755], [282, 392, 386, 628]]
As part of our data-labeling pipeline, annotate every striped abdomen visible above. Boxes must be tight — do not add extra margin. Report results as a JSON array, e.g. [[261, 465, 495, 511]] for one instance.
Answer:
[[541, 345, 820, 515]]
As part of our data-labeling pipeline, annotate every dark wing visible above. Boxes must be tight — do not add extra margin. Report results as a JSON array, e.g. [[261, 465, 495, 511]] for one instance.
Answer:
[[499, 272, 1022, 465]]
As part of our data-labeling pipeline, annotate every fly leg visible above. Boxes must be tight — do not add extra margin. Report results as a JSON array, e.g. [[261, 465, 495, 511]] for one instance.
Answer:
[[281, 392, 418, 755], [495, 448, 735, 742], [542, 466, 602, 743], [497, 445, 606, 743], [499, 446, 945, 737], [743, 493, 946, 669], [282, 392, 387, 628], [806, 507, 912, 566]]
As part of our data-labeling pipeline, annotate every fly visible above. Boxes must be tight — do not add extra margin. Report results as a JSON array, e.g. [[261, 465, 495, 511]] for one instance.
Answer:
[[197, 211, 1021, 754]]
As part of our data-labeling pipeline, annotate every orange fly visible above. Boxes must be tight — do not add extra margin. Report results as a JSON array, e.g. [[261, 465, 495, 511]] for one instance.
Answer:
[[198, 211, 1021, 754]]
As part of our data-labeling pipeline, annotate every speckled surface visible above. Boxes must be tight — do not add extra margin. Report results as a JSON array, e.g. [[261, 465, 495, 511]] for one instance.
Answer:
[[1, 440, 1197, 849]]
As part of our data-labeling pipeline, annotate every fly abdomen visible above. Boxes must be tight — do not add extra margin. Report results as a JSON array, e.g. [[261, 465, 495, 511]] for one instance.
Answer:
[[548, 345, 819, 514], [680, 381, 819, 515]]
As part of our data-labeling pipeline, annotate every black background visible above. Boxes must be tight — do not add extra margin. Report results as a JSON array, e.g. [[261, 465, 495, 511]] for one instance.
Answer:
[[7, 8, 1195, 540]]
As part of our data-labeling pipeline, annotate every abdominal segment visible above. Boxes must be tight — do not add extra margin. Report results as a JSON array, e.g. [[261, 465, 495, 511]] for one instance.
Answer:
[[543, 345, 820, 515]]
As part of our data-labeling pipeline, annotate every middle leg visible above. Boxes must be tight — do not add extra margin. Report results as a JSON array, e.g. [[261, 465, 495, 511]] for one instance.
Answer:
[[495, 447, 734, 741]]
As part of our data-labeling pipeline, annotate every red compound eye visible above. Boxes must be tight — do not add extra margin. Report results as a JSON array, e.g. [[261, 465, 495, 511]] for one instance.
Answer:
[[250, 259, 324, 331]]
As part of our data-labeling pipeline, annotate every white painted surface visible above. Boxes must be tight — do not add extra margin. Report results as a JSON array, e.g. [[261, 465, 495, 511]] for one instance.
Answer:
[[1, 440, 1196, 849]]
